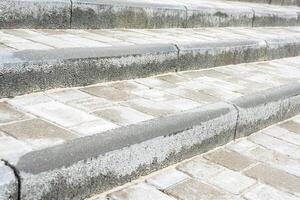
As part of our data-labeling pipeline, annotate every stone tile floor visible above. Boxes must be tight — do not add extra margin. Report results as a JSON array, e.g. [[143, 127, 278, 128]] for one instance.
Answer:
[[1, 56, 300, 164], [1, 27, 300, 52], [88, 115, 300, 200]]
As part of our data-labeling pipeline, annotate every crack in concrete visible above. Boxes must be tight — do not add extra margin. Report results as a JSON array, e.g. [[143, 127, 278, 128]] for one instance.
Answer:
[[1, 159, 21, 200]]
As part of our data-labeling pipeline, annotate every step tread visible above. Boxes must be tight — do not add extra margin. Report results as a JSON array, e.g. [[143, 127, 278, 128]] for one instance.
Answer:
[[1, 56, 300, 164], [1, 27, 299, 54]]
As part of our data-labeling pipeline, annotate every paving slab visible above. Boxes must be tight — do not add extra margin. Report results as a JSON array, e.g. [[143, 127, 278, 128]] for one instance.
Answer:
[[0, 56, 300, 199]]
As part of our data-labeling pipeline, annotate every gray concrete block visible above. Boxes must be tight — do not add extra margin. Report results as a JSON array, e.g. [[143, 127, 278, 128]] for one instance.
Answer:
[[232, 83, 300, 138], [0, 0, 71, 29], [265, 37, 300, 60], [176, 40, 267, 71], [71, 0, 187, 29], [15, 102, 237, 200], [0, 44, 178, 98], [185, 3, 254, 28], [0, 160, 18, 200]]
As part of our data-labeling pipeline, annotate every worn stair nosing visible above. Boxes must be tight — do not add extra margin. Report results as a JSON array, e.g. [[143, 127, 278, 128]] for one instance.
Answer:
[[1, 37, 300, 98], [2, 82, 298, 200]]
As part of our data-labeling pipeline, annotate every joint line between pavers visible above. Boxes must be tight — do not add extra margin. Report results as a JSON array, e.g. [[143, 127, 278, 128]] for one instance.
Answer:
[[173, 43, 180, 71], [251, 8, 255, 28], [183, 5, 188, 28], [263, 39, 270, 61], [70, 0, 73, 29], [1, 159, 21, 200], [224, 101, 240, 141]]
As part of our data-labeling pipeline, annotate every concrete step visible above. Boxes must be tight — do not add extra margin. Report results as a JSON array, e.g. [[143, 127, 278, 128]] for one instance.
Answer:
[[1, 27, 300, 98], [1, 0, 300, 29], [1, 56, 300, 200], [227, 0, 300, 6], [87, 115, 300, 200]]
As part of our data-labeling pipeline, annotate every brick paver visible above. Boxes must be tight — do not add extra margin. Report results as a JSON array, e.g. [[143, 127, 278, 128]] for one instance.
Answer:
[[88, 115, 300, 200]]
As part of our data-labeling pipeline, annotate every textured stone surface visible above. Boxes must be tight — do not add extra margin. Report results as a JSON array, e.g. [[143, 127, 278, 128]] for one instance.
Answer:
[[0, 56, 299, 199], [1, 28, 300, 98], [244, 163, 300, 196], [204, 148, 254, 171], [0, 102, 28, 124]]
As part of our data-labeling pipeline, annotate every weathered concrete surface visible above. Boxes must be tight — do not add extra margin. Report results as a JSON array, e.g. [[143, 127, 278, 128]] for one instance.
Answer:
[[232, 83, 300, 138], [0, 0, 71, 29], [1, 0, 300, 28], [16, 102, 237, 200], [71, 0, 187, 29], [0, 160, 18, 200], [0, 44, 178, 98], [88, 115, 300, 200], [0, 56, 300, 199], [1, 27, 300, 98]]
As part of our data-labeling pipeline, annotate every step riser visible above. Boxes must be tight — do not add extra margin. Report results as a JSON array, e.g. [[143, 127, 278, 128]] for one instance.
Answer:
[[1, 39, 300, 98], [1, 0, 299, 29], [10, 84, 300, 200]]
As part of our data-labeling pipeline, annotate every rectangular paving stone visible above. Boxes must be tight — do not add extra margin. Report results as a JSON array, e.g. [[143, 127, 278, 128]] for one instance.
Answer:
[[177, 157, 224, 180], [135, 77, 177, 89], [80, 86, 138, 102], [204, 148, 255, 171], [47, 89, 92, 103], [70, 119, 119, 136], [108, 80, 149, 92], [164, 87, 219, 104], [67, 97, 113, 113], [7, 94, 53, 108], [233, 143, 300, 178], [146, 168, 189, 190], [263, 125, 300, 146], [131, 89, 176, 102], [244, 163, 300, 196], [156, 74, 190, 84], [93, 105, 154, 126], [108, 183, 175, 200], [165, 178, 240, 200], [122, 98, 177, 117], [23, 101, 99, 127], [243, 183, 299, 200], [0, 102, 28, 124], [278, 121, 300, 134], [208, 169, 256, 195], [0, 119, 78, 149], [226, 138, 258, 154], [163, 98, 201, 112], [0, 136, 32, 163], [249, 132, 300, 159]]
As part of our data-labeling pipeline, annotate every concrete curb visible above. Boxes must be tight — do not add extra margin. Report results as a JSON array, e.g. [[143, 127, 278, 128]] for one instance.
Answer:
[[0, 160, 18, 200], [1, 38, 300, 98], [1, 82, 299, 200], [1, 0, 300, 29]]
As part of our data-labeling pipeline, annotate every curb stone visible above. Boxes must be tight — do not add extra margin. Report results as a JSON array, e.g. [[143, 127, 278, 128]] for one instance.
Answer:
[[1, 38, 300, 98], [3, 83, 299, 200], [0, 160, 18, 200]]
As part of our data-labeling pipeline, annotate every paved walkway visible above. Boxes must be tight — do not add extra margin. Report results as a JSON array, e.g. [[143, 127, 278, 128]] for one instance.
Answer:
[[89, 115, 300, 200], [1, 56, 300, 164]]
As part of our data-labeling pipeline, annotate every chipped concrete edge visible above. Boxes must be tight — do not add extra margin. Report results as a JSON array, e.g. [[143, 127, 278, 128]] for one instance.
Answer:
[[1, 82, 299, 200], [1, 39, 300, 98]]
